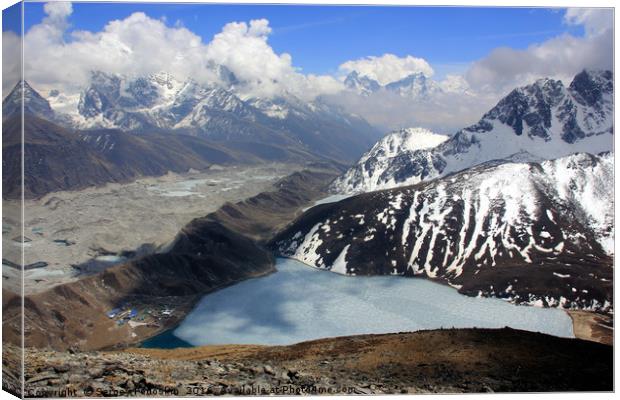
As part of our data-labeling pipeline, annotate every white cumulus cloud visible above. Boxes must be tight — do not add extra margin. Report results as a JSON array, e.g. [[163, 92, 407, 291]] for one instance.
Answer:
[[43, 1, 72, 21], [2, 30, 22, 99], [24, 7, 214, 93], [203, 18, 342, 99]]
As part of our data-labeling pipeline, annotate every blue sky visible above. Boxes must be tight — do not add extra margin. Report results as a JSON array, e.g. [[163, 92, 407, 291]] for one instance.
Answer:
[[10, 3, 583, 79]]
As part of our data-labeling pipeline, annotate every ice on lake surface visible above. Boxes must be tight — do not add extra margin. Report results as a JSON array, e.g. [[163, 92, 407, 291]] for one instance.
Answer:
[[173, 258, 574, 346]]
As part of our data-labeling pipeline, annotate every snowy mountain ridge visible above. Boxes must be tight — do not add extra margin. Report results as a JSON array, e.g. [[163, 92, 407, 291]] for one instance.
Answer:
[[73, 71, 256, 131], [3, 69, 381, 162], [332, 70, 614, 194], [384, 72, 443, 98], [360, 127, 449, 161]]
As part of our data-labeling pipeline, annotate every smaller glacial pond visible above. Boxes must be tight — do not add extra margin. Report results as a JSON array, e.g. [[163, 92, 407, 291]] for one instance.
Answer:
[[165, 258, 574, 346], [302, 194, 353, 211]]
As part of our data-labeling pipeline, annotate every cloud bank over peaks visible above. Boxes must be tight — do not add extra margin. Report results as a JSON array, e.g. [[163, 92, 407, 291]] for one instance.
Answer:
[[564, 7, 613, 37], [203, 18, 342, 100], [339, 54, 435, 85], [329, 7, 612, 132], [18, 3, 342, 102]]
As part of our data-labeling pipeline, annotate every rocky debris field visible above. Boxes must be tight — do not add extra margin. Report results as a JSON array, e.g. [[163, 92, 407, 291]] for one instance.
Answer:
[[3, 328, 612, 397], [3, 163, 296, 296]]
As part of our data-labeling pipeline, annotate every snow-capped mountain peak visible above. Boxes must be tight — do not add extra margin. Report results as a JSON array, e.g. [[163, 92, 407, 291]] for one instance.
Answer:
[[359, 127, 449, 163], [333, 127, 449, 193], [344, 71, 444, 98], [344, 71, 381, 96], [78, 70, 185, 118], [72, 70, 255, 131], [384, 72, 442, 98], [474, 69, 613, 142], [2, 80, 55, 120]]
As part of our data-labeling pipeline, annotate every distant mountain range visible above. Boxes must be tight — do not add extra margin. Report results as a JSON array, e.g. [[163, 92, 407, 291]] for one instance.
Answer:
[[3, 69, 380, 163], [332, 70, 613, 194], [2, 68, 382, 198], [344, 70, 465, 98]]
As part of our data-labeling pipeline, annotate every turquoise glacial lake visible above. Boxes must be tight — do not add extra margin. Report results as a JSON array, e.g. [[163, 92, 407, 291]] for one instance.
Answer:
[[147, 258, 574, 347]]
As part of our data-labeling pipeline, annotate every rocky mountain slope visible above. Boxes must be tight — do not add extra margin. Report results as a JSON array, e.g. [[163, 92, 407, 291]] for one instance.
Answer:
[[4, 328, 612, 396], [273, 152, 613, 313], [2, 80, 56, 121], [2, 116, 129, 199], [332, 70, 613, 194], [1, 115, 303, 200]]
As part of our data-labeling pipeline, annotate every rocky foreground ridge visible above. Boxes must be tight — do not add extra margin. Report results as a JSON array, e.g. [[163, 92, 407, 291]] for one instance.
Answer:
[[3, 328, 613, 397]]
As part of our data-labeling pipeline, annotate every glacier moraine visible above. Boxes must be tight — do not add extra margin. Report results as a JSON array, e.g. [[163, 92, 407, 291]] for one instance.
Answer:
[[171, 258, 574, 346]]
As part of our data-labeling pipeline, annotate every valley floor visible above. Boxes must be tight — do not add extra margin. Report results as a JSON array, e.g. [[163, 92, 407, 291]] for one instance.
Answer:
[[2, 163, 299, 295], [3, 328, 612, 397]]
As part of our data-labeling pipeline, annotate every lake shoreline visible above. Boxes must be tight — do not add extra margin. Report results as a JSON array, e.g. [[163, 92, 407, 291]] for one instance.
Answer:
[[169, 257, 574, 347]]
